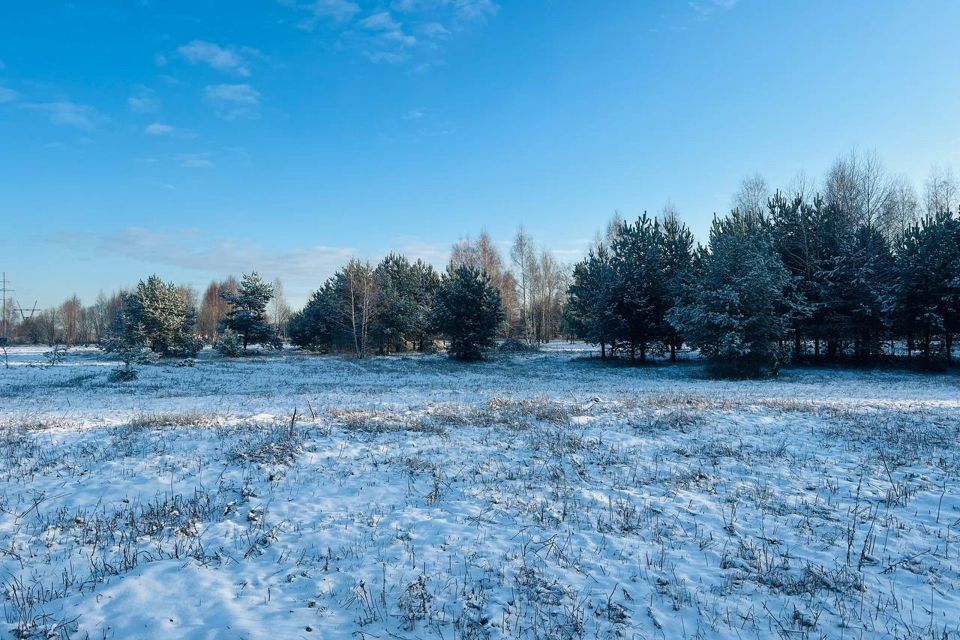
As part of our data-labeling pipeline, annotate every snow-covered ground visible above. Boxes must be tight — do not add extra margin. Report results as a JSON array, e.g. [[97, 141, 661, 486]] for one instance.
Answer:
[[1, 344, 959, 639]]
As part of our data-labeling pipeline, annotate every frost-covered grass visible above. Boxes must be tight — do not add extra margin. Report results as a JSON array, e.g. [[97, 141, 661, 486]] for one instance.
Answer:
[[1, 344, 959, 639]]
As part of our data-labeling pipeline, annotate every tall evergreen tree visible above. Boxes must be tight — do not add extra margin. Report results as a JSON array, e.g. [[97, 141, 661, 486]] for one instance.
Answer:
[[658, 211, 696, 361], [668, 209, 791, 378], [611, 213, 667, 361], [372, 255, 440, 353], [432, 265, 504, 360], [288, 280, 340, 353], [565, 244, 618, 358], [889, 213, 960, 365], [221, 272, 280, 350]]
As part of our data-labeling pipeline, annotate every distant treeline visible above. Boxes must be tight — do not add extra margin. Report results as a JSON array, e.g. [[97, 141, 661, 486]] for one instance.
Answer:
[[3, 149, 960, 376]]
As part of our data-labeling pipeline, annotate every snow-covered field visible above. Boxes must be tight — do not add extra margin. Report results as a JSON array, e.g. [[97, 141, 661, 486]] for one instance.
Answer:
[[2, 344, 959, 639]]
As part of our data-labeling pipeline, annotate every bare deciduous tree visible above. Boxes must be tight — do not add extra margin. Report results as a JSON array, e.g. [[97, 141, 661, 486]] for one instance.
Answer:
[[880, 174, 919, 240], [269, 278, 292, 338], [733, 173, 770, 215], [924, 165, 959, 216]]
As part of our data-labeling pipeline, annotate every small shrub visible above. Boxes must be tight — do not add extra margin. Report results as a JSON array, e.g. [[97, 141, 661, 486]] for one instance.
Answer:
[[108, 364, 139, 382], [44, 344, 69, 367], [215, 330, 245, 357]]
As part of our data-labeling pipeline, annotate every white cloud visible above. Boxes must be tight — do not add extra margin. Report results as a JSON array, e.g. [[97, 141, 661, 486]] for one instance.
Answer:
[[96, 226, 357, 290], [356, 11, 417, 62], [288, 0, 360, 30], [282, 0, 494, 64], [311, 0, 360, 21], [418, 21, 449, 38], [22, 101, 98, 129], [689, 0, 739, 19], [177, 40, 258, 76], [128, 86, 159, 112], [204, 83, 261, 104], [145, 122, 175, 135], [365, 51, 410, 64], [392, 236, 448, 266], [447, 0, 497, 23], [392, 0, 497, 23], [178, 152, 215, 168], [204, 83, 261, 120], [360, 11, 401, 31], [402, 108, 425, 120], [0, 86, 19, 103]]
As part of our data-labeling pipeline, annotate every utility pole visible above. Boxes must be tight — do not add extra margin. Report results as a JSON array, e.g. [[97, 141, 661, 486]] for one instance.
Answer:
[[0, 272, 12, 345]]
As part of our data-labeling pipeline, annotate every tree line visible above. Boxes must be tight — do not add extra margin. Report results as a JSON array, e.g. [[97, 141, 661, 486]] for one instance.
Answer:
[[4, 149, 959, 377], [567, 152, 960, 376]]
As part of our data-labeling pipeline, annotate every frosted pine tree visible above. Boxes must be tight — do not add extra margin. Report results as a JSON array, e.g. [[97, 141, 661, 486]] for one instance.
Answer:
[[668, 209, 790, 377], [221, 272, 280, 350]]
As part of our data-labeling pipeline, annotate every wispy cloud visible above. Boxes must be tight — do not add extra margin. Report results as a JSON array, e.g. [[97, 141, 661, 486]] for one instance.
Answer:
[[177, 40, 260, 76], [144, 122, 175, 135], [0, 86, 19, 103], [22, 101, 99, 129], [204, 83, 261, 120], [91, 227, 357, 288], [392, 236, 448, 266], [280, 0, 496, 65], [177, 152, 215, 168], [688, 0, 738, 19], [360, 10, 401, 31], [391, 0, 497, 24], [128, 86, 160, 112], [290, 0, 361, 29]]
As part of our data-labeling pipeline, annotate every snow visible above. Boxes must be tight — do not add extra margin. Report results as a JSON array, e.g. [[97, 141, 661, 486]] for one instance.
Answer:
[[2, 344, 959, 639]]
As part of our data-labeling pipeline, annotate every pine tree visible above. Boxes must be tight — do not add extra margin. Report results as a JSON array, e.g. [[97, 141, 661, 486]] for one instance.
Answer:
[[770, 192, 818, 359], [431, 265, 504, 360], [668, 209, 790, 378], [371, 255, 438, 353], [221, 272, 280, 351], [288, 280, 340, 353], [373, 254, 416, 354], [565, 244, 618, 358], [658, 212, 696, 361], [409, 259, 441, 351], [889, 213, 960, 365], [104, 275, 201, 358], [611, 214, 667, 361]]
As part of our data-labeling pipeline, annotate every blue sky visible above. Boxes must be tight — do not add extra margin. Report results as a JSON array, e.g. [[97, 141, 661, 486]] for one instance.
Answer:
[[2, 0, 959, 307]]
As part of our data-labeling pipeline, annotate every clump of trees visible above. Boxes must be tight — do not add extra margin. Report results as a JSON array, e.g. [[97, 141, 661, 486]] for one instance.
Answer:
[[567, 150, 960, 377], [289, 256, 441, 357], [566, 208, 697, 363], [102, 275, 202, 359], [668, 209, 790, 378], [288, 238, 547, 361]]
